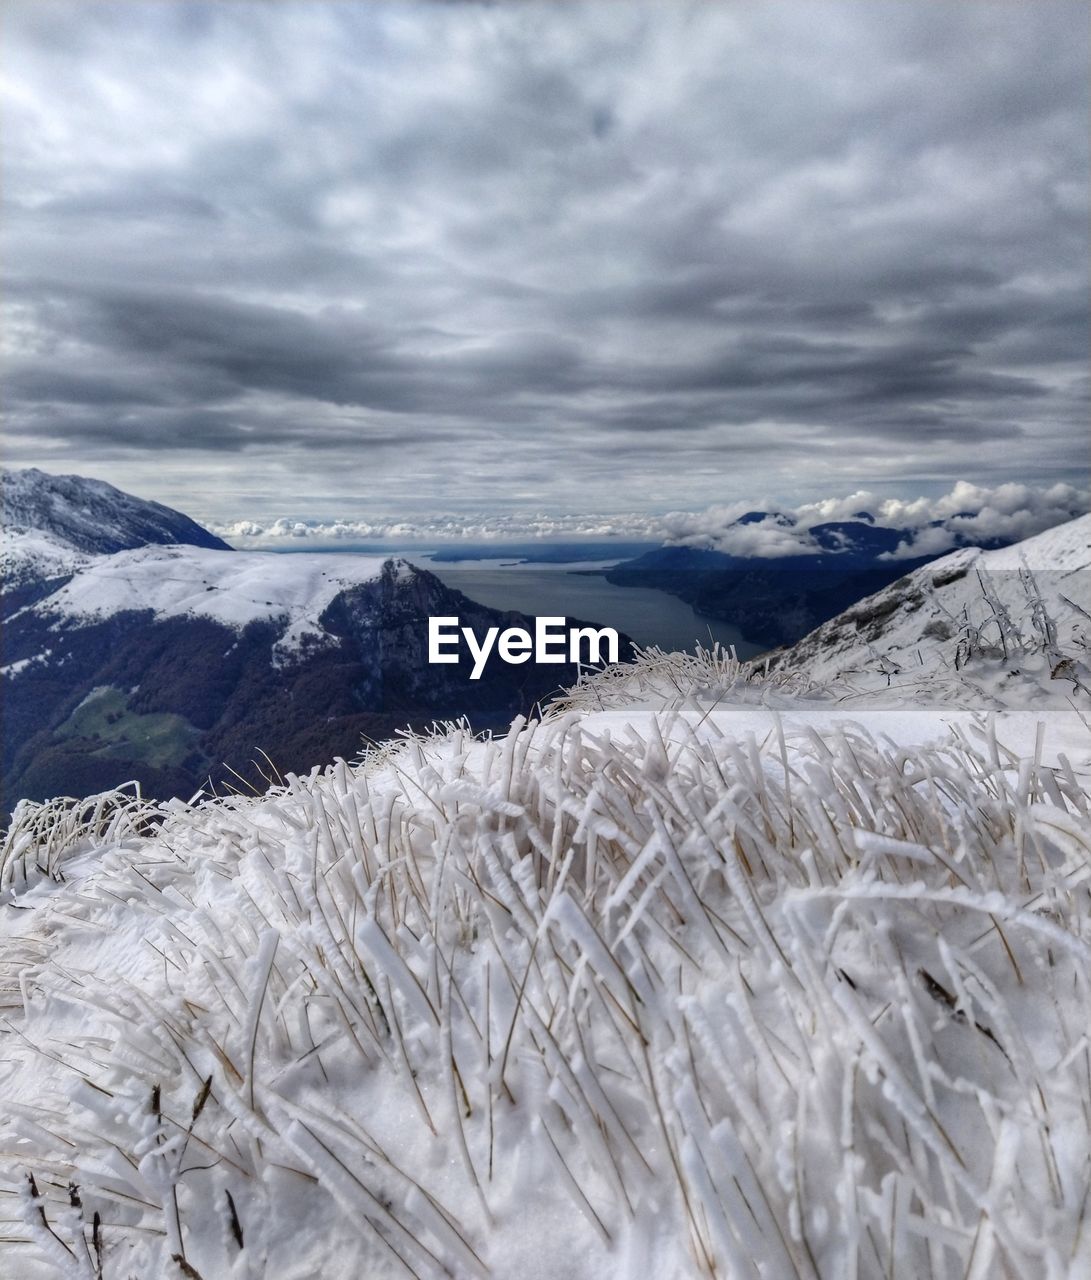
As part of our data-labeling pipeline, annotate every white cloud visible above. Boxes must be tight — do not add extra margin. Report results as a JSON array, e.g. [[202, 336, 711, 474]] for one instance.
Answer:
[[878, 482, 1091, 559], [211, 481, 1090, 558]]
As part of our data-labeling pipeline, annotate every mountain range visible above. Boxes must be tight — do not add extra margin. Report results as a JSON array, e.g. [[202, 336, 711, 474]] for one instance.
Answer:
[[600, 511, 1009, 648], [4, 467, 1086, 819], [1, 469, 617, 816]]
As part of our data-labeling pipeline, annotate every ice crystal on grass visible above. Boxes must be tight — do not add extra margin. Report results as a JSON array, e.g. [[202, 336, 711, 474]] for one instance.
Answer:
[[1, 659, 1088, 1277]]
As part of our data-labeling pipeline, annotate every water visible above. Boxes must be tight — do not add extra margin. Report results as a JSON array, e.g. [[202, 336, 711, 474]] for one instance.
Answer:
[[419, 563, 763, 658], [262, 544, 763, 658]]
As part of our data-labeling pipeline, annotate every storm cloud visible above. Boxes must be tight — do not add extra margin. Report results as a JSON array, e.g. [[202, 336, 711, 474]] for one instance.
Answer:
[[2, 1, 1087, 524]]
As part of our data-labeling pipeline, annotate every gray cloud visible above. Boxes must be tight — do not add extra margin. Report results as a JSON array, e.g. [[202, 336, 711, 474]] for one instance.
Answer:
[[1, 1, 1087, 523]]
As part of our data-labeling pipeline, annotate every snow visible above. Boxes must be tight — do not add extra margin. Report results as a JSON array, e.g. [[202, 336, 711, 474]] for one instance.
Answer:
[[585, 696, 1091, 773], [1, 527, 89, 581], [773, 513, 1091, 702], [952, 512, 1091, 570], [23, 543, 390, 659], [0, 517, 1088, 1278], [1, 466, 230, 554], [1, 647, 1089, 1276], [0, 650, 53, 679]]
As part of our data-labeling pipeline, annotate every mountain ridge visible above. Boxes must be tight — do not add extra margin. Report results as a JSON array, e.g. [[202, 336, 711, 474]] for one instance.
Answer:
[[1, 466, 232, 554]]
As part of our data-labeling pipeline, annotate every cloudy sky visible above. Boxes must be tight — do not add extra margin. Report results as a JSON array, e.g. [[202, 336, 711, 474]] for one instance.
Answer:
[[2, 1, 1087, 527]]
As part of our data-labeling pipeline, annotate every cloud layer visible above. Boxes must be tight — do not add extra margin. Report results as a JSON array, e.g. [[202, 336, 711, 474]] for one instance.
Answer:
[[214, 481, 1091, 561], [2, 2, 1087, 520]]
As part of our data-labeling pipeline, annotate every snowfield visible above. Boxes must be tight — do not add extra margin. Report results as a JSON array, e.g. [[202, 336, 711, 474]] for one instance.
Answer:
[[1, 529, 90, 579], [0, 521, 1089, 1279]]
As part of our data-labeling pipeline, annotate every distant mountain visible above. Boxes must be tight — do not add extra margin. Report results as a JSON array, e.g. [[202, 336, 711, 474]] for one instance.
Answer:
[[734, 509, 796, 527], [600, 515, 1011, 649], [2, 474, 630, 816], [807, 520, 907, 555], [2, 546, 627, 815], [1, 467, 231, 554]]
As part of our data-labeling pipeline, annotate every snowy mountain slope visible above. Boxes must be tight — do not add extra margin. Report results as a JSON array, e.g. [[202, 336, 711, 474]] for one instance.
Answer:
[[2, 547, 625, 815], [0, 527, 90, 612], [22, 543, 391, 661], [1, 467, 231, 554], [0, 527, 87, 577], [768, 513, 1091, 704], [0, 647, 1088, 1279]]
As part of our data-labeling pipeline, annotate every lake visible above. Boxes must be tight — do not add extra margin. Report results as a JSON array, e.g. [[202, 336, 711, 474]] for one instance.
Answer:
[[263, 545, 763, 658], [415, 559, 763, 659]]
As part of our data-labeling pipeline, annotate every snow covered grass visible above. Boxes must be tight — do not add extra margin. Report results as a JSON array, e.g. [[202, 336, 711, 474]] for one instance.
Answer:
[[948, 565, 1089, 688], [0, 782, 162, 894], [551, 640, 822, 713], [1, 655, 1089, 1278]]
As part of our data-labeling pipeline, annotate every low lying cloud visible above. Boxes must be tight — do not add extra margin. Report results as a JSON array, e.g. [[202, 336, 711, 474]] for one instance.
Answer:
[[665, 481, 1091, 559], [216, 512, 665, 544], [212, 481, 1090, 559], [879, 482, 1091, 559]]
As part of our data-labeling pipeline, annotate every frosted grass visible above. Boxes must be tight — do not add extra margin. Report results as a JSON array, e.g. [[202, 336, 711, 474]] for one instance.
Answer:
[[0, 652, 1088, 1277]]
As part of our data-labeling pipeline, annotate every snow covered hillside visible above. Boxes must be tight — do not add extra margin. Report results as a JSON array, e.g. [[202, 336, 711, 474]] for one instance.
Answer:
[[21, 542, 392, 661], [1, 467, 231, 555], [1, 466, 231, 623], [770, 513, 1091, 705], [1, 540, 1089, 1279], [0, 528, 90, 610]]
